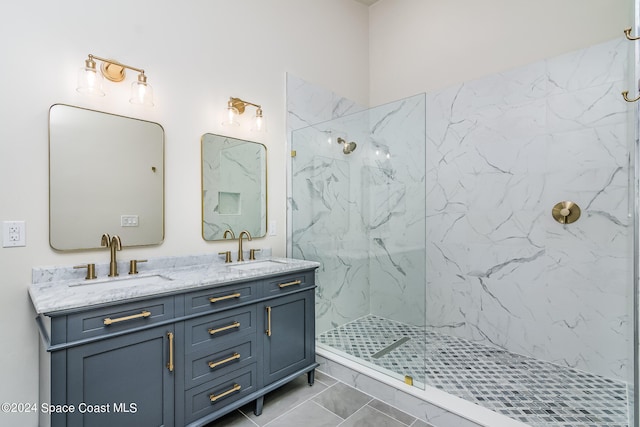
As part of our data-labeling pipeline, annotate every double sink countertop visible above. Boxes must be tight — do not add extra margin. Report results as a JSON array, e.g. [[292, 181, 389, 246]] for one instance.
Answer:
[[29, 256, 320, 315]]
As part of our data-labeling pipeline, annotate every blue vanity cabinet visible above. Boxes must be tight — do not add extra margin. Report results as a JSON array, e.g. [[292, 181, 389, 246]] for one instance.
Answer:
[[260, 289, 315, 385], [180, 304, 259, 425], [179, 269, 318, 425], [45, 296, 176, 427], [253, 271, 317, 416], [260, 271, 316, 385], [65, 325, 175, 427], [40, 265, 318, 427]]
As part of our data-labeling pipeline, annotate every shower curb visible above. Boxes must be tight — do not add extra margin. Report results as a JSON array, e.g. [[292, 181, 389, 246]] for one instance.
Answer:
[[316, 347, 530, 427]]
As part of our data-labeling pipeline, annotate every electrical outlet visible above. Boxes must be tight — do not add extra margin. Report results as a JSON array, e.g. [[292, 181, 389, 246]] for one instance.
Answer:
[[3, 221, 26, 247]]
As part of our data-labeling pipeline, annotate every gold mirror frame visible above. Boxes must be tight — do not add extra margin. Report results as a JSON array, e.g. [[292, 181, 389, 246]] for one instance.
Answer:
[[49, 104, 164, 250], [201, 133, 267, 241]]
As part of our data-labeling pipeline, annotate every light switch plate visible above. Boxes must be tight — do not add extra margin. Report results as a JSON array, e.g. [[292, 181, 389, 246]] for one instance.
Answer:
[[121, 215, 139, 227], [3, 221, 26, 247]]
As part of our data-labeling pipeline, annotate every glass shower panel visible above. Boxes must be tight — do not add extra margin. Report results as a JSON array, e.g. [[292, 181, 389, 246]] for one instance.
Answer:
[[291, 94, 427, 388]]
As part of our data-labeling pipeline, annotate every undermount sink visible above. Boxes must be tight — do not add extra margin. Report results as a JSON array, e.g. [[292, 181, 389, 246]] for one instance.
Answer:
[[227, 259, 288, 271], [68, 274, 173, 288]]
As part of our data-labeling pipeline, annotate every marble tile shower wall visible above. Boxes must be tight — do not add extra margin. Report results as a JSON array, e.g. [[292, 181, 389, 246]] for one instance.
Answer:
[[289, 108, 372, 335], [287, 73, 368, 335], [287, 74, 427, 334], [287, 36, 631, 382], [365, 95, 426, 328], [424, 37, 632, 381]]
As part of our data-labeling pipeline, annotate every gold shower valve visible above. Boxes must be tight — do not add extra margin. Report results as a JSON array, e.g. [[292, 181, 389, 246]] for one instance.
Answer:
[[552, 201, 581, 224]]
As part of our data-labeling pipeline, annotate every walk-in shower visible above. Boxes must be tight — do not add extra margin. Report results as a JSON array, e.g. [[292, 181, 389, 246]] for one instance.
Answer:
[[287, 32, 636, 427]]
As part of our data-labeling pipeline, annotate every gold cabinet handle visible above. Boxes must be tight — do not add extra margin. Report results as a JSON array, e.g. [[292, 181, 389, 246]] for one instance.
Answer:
[[103, 310, 151, 326], [265, 306, 272, 337], [208, 353, 240, 369], [167, 332, 174, 372], [209, 384, 241, 402], [278, 279, 301, 289], [208, 321, 240, 336], [209, 292, 241, 303]]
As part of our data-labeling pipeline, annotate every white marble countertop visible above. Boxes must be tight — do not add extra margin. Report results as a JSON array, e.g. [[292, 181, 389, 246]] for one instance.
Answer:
[[29, 257, 320, 315]]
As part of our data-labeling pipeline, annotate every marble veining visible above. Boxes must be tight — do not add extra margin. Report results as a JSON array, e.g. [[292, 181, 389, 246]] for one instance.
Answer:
[[29, 252, 319, 315], [287, 37, 632, 386]]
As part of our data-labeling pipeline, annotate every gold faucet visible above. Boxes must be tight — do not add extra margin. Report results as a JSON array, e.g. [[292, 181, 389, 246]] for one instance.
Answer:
[[223, 229, 235, 239], [101, 234, 122, 277], [101, 233, 111, 249], [238, 230, 252, 262]]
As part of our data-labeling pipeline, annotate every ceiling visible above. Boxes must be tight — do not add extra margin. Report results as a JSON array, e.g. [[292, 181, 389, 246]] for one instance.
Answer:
[[353, 0, 379, 6]]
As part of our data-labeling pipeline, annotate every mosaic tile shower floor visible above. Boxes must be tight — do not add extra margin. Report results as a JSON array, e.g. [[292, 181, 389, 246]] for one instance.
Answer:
[[317, 315, 630, 427]]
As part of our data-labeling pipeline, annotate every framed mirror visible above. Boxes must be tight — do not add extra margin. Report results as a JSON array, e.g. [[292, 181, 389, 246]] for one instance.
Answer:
[[49, 104, 164, 251], [201, 133, 267, 240]]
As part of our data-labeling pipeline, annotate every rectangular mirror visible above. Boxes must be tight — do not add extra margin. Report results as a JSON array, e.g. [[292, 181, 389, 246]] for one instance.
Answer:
[[49, 104, 164, 251], [201, 133, 267, 240]]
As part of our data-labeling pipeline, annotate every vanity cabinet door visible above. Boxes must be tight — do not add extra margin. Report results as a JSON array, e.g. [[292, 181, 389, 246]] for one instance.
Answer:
[[260, 289, 315, 386], [65, 325, 175, 427]]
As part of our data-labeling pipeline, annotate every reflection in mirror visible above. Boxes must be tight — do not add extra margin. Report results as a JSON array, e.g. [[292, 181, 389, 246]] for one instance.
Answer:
[[201, 133, 267, 241], [49, 104, 164, 250]]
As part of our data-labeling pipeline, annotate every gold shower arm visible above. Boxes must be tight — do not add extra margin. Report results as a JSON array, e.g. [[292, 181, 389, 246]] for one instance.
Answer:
[[622, 90, 640, 103], [624, 28, 640, 41]]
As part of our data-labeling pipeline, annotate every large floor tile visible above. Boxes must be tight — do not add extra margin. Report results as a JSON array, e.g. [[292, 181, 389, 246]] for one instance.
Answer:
[[242, 374, 328, 426], [368, 399, 417, 425], [264, 400, 343, 427], [312, 382, 372, 419], [204, 409, 256, 426], [341, 404, 411, 427]]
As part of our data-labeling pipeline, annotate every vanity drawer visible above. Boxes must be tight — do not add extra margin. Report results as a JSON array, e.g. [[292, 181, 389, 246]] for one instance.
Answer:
[[184, 337, 256, 389], [66, 296, 174, 341], [263, 271, 315, 297], [184, 305, 256, 351], [184, 365, 257, 424], [185, 281, 257, 315]]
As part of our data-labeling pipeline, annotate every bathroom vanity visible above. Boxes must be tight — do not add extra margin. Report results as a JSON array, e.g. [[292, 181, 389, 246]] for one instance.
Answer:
[[30, 257, 319, 427]]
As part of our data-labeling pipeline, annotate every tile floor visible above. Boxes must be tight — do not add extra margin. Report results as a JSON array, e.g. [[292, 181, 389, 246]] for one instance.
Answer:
[[206, 370, 433, 427], [317, 315, 631, 427]]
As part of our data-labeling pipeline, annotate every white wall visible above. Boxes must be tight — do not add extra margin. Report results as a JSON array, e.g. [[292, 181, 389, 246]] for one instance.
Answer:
[[0, 1, 369, 425], [369, 0, 632, 104]]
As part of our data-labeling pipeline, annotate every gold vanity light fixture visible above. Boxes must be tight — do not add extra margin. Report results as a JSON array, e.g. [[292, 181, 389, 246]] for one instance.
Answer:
[[76, 54, 154, 107], [223, 97, 265, 132]]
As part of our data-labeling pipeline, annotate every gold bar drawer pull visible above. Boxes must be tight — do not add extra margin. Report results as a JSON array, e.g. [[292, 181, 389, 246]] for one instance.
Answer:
[[167, 332, 174, 372], [208, 353, 241, 369], [103, 310, 151, 326], [209, 292, 241, 303], [278, 279, 302, 289], [265, 306, 272, 337], [208, 321, 240, 336], [210, 384, 241, 402]]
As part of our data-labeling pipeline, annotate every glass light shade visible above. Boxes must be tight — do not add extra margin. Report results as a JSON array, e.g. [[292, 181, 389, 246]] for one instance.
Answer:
[[250, 109, 265, 132], [130, 79, 154, 106], [76, 65, 105, 96], [223, 106, 240, 126]]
